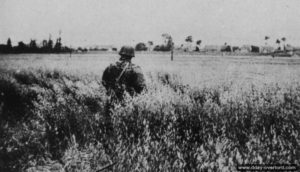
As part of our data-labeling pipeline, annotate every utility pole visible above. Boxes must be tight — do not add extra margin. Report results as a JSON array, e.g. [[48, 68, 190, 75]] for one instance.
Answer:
[[171, 42, 174, 61], [162, 33, 174, 61], [59, 30, 62, 44], [69, 45, 72, 58]]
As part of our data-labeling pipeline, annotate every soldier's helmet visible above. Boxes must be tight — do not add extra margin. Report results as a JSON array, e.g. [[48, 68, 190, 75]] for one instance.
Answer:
[[119, 46, 135, 57]]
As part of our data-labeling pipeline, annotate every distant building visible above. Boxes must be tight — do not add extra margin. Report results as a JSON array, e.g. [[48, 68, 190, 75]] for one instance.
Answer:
[[89, 45, 117, 52], [203, 45, 222, 52], [260, 46, 275, 53], [240, 45, 262, 53], [240, 45, 251, 53], [182, 42, 194, 52]]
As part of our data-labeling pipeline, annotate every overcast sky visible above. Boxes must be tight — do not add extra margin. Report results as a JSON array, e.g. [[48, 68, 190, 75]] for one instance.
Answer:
[[1, 0, 300, 47]]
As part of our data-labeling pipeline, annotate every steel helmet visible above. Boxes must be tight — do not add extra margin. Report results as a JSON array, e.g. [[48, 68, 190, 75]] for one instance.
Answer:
[[119, 46, 135, 57]]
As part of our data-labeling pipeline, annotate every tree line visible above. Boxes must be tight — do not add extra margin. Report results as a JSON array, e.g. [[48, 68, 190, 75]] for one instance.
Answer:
[[135, 34, 201, 52], [135, 34, 291, 52], [1, 34, 290, 54], [0, 37, 72, 54]]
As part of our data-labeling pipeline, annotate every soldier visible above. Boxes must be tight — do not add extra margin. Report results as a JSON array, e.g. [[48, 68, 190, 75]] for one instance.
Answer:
[[102, 45, 146, 100]]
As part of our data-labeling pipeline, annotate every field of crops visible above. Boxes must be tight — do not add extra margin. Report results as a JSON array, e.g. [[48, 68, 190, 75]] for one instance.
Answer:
[[0, 52, 300, 171]]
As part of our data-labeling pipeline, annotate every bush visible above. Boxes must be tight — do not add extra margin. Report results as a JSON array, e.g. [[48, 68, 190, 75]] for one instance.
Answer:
[[0, 69, 299, 171], [153, 45, 172, 51], [135, 42, 148, 51]]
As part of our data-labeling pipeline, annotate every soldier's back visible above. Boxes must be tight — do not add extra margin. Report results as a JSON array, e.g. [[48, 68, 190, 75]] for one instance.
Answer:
[[102, 60, 145, 98]]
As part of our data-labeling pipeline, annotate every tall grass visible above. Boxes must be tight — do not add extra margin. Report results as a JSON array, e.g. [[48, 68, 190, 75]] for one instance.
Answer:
[[0, 68, 299, 171]]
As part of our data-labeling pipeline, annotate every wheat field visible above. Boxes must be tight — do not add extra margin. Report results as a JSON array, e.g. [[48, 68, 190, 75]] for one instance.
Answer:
[[1, 52, 300, 86], [0, 52, 299, 171]]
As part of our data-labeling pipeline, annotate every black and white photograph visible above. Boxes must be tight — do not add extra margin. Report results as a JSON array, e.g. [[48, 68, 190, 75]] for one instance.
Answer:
[[0, 0, 299, 171]]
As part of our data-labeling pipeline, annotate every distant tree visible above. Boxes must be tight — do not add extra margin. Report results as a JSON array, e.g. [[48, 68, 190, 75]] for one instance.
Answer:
[[265, 36, 269, 40], [42, 40, 48, 50], [147, 41, 153, 51], [153, 45, 161, 51], [232, 46, 240, 52], [264, 36, 270, 45], [48, 39, 53, 50], [153, 34, 173, 52], [161, 33, 173, 51], [29, 40, 37, 48], [42, 40, 48, 47], [162, 33, 174, 60], [17, 41, 27, 53], [185, 36, 193, 43], [1, 38, 13, 53], [153, 45, 171, 52], [221, 42, 232, 52], [99, 48, 108, 51], [7, 38, 12, 49], [250, 45, 259, 53], [18, 41, 26, 47], [0, 35, 72, 53], [184, 35, 193, 51], [135, 42, 147, 51], [77, 47, 88, 52], [0, 44, 7, 53], [54, 38, 62, 51], [29, 39, 38, 52], [276, 39, 281, 50], [276, 39, 280, 44], [221, 45, 232, 52], [195, 40, 202, 51], [281, 37, 286, 50]]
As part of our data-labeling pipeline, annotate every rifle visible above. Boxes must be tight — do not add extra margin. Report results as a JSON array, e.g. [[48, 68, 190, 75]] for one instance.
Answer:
[[116, 61, 130, 83], [106, 61, 130, 100]]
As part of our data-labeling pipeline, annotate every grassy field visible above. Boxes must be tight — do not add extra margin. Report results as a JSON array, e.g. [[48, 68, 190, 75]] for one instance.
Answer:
[[1, 52, 300, 87], [0, 52, 300, 171]]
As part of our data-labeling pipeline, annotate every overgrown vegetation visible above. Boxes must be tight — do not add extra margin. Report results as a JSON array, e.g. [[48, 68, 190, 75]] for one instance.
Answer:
[[0, 68, 299, 171]]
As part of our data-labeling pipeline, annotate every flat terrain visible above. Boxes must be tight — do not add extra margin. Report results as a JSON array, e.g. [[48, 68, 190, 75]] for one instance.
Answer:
[[1, 52, 300, 171], [1, 52, 300, 87]]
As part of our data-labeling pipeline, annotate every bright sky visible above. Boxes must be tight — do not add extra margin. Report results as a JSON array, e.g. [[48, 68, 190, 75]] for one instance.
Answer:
[[1, 0, 300, 47]]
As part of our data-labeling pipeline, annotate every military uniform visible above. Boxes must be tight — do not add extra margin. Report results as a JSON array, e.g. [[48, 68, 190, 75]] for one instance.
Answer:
[[102, 46, 145, 100]]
